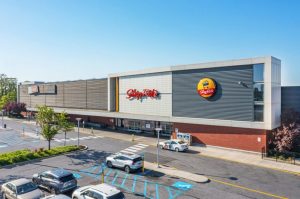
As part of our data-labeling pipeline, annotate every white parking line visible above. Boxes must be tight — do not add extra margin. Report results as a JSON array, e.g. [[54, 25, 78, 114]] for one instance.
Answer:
[[120, 150, 135, 154]]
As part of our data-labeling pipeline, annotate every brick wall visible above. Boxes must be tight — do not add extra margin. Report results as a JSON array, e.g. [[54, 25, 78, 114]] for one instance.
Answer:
[[174, 122, 268, 152]]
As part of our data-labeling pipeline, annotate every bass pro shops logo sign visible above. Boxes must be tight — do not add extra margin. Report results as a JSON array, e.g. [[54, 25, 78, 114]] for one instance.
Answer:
[[197, 78, 216, 98]]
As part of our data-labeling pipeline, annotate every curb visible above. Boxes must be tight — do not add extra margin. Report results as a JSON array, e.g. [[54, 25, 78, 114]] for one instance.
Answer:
[[0, 145, 88, 169]]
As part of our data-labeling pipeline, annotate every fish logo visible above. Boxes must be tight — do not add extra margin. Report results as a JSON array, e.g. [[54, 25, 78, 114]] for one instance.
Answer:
[[197, 78, 216, 98]]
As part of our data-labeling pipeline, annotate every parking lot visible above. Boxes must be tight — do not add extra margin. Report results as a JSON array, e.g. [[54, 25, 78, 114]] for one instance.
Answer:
[[1, 118, 300, 199], [0, 148, 197, 199]]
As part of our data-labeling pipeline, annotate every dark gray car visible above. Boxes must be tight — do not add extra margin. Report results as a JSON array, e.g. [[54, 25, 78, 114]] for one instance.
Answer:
[[32, 169, 77, 194]]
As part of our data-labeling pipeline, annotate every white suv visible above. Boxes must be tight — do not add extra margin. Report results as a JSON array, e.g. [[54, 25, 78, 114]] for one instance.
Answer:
[[106, 153, 143, 173], [72, 183, 125, 199]]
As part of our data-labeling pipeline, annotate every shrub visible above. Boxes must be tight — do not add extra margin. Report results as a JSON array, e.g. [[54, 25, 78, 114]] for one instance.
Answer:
[[0, 145, 79, 167]]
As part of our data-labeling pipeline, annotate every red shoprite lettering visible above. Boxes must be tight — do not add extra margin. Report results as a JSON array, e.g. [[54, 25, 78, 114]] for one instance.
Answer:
[[127, 89, 159, 100], [198, 88, 215, 96]]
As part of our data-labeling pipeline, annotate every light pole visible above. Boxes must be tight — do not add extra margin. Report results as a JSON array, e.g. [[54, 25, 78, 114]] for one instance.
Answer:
[[76, 118, 82, 147], [1, 109, 5, 128], [155, 127, 162, 168]]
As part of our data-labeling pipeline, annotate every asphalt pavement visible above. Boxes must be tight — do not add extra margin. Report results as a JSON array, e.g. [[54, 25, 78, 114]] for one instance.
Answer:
[[1, 118, 300, 199]]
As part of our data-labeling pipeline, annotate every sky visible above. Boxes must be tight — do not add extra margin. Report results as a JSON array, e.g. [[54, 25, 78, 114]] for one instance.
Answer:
[[0, 0, 299, 86]]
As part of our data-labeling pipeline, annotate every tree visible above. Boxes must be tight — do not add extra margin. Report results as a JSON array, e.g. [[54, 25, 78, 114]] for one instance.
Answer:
[[3, 102, 26, 117], [36, 106, 61, 150], [57, 112, 74, 146], [270, 109, 300, 152], [0, 74, 17, 98], [0, 92, 16, 110]]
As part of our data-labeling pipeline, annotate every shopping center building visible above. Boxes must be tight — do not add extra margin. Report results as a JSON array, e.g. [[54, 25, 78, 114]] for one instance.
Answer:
[[18, 56, 300, 152]]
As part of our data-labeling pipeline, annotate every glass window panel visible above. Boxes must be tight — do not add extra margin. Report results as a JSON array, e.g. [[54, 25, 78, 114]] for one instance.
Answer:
[[254, 83, 264, 102], [254, 105, 264, 122], [253, 64, 264, 82]]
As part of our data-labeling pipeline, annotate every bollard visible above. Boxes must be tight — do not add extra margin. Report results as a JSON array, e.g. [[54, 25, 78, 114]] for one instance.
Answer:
[[91, 127, 94, 135], [132, 134, 135, 142], [142, 154, 145, 173], [101, 170, 104, 183]]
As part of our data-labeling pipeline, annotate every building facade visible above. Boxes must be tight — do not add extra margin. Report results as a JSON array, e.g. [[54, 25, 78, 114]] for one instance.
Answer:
[[19, 56, 283, 152]]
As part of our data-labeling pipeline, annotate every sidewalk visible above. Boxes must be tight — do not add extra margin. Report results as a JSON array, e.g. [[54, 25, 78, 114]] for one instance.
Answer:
[[144, 161, 209, 183], [189, 145, 300, 175]]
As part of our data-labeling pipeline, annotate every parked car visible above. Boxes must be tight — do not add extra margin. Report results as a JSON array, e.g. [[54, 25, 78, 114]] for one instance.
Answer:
[[1, 178, 44, 199], [106, 153, 143, 173], [159, 139, 189, 152], [32, 169, 77, 194], [72, 183, 125, 199], [41, 194, 71, 199]]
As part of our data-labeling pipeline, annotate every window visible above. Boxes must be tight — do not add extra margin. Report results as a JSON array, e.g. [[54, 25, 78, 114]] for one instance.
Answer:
[[253, 64, 264, 122], [254, 105, 264, 122], [254, 83, 264, 102], [253, 64, 264, 82]]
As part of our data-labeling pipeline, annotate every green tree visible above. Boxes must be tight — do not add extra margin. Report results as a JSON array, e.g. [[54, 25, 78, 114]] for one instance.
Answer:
[[36, 106, 61, 150], [57, 112, 74, 146], [0, 91, 17, 109], [0, 74, 17, 97]]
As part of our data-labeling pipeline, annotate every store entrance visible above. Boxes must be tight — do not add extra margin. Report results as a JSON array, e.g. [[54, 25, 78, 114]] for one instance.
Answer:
[[115, 118, 173, 137]]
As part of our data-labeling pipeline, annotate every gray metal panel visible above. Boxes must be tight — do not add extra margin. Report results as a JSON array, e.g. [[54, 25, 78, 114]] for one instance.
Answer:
[[172, 65, 254, 121], [19, 79, 108, 110], [281, 86, 300, 113], [87, 79, 108, 110]]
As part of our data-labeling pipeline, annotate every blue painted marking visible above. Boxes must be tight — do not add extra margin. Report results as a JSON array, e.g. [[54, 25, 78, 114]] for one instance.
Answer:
[[111, 171, 119, 185], [155, 184, 160, 199], [143, 180, 148, 196], [79, 166, 100, 178], [132, 175, 137, 192], [172, 181, 193, 191], [104, 169, 113, 181], [166, 186, 180, 199], [73, 173, 82, 179], [121, 174, 129, 188]]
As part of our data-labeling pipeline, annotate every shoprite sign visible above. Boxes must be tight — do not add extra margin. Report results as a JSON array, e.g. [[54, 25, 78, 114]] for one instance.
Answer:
[[127, 89, 159, 100], [197, 78, 216, 98]]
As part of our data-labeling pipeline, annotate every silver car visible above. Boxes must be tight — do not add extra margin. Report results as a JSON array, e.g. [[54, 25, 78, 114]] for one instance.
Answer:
[[1, 178, 44, 199], [41, 194, 71, 199], [106, 153, 143, 173]]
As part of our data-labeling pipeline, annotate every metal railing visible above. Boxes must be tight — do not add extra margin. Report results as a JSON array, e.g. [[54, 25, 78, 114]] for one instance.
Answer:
[[261, 147, 300, 165]]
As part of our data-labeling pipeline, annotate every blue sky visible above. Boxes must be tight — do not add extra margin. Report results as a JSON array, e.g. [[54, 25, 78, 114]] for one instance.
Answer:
[[0, 0, 299, 85]]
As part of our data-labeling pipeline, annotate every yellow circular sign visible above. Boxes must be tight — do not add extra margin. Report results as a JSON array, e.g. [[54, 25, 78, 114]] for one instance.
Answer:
[[197, 78, 216, 98]]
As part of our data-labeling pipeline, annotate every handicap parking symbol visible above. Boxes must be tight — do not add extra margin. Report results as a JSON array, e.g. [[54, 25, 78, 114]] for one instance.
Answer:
[[172, 181, 193, 191]]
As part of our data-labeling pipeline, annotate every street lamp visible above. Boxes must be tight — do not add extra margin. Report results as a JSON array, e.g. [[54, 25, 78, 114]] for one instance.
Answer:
[[75, 118, 82, 147], [155, 127, 162, 168]]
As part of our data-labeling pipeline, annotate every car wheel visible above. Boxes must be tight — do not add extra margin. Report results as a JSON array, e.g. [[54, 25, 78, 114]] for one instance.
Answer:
[[32, 178, 38, 184], [107, 161, 113, 168], [124, 165, 131, 173], [2, 193, 6, 199], [73, 197, 78, 199], [175, 148, 179, 152], [50, 187, 57, 194]]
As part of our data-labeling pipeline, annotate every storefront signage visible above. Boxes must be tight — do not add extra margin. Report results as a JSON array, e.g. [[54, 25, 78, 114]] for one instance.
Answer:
[[28, 85, 39, 95], [197, 78, 216, 98], [127, 89, 159, 100]]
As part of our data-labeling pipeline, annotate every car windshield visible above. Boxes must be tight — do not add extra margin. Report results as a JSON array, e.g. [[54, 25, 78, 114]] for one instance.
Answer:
[[16, 182, 38, 195], [59, 174, 74, 182], [107, 192, 125, 199], [178, 141, 185, 144], [133, 157, 142, 163]]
